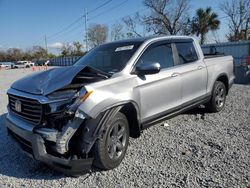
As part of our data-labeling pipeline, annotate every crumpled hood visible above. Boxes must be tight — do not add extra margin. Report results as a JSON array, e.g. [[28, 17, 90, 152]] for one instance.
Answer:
[[11, 65, 87, 95]]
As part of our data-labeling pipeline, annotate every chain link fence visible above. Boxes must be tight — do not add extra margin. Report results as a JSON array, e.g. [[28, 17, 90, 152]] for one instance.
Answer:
[[49, 56, 81, 66]]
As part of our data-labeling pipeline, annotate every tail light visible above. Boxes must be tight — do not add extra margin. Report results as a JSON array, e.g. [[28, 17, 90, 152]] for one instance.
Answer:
[[247, 56, 250, 66]]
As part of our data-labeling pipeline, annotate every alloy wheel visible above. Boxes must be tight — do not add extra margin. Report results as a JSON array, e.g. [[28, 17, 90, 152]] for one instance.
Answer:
[[107, 122, 127, 160]]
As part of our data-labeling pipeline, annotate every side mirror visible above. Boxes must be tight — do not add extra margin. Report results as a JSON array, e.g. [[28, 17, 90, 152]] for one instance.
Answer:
[[135, 62, 161, 75]]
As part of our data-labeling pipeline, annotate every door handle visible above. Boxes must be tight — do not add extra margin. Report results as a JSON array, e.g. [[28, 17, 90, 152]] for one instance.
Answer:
[[197, 66, 203, 70], [171, 73, 180, 77]]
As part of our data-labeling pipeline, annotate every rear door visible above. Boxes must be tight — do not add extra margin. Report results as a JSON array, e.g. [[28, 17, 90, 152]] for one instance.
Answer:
[[134, 41, 182, 123], [174, 41, 207, 104]]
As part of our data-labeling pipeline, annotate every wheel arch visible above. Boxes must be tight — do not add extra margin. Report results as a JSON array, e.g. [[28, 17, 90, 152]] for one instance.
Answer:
[[97, 101, 141, 138], [215, 73, 229, 94], [119, 102, 141, 138]]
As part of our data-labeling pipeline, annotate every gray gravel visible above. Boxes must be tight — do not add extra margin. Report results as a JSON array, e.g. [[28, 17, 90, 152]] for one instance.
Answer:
[[0, 68, 249, 187]]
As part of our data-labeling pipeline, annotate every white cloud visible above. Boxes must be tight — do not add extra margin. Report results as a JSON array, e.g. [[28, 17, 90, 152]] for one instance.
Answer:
[[48, 42, 64, 49]]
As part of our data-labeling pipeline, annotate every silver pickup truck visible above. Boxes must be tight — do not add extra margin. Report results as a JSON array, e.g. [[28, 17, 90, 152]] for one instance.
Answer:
[[6, 36, 235, 174]]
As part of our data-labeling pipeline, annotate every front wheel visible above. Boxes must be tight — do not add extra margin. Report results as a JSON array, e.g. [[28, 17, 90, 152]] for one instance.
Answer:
[[206, 81, 227, 112], [93, 112, 129, 170]]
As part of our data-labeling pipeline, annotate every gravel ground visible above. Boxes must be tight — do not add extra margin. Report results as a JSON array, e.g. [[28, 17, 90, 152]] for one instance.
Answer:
[[0, 68, 249, 187]]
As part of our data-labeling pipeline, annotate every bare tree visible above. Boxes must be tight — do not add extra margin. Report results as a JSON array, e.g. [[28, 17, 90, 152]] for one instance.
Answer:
[[6, 48, 24, 61], [0, 46, 56, 61], [220, 0, 250, 41], [31, 46, 48, 59], [60, 44, 73, 56], [87, 24, 109, 48], [111, 23, 125, 41], [123, 13, 143, 38], [0, 51, 7, 62], [72, 42, 84, 56], [211, 31, 221, 44], [143, 0, 190, 35]]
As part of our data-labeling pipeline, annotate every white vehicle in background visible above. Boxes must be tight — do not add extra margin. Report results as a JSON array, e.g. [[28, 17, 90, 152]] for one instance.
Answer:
[[14, 61, 34, 68], [0, 62, 14, 69]]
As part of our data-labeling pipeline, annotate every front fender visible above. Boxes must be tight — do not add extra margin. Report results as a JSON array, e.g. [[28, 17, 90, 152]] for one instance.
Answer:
[[77, 88, 139, 119]]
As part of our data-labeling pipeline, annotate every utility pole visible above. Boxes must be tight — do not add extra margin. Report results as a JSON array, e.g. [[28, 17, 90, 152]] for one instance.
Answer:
[[44, 35, 48, 54], [84, 9, 88, 51]]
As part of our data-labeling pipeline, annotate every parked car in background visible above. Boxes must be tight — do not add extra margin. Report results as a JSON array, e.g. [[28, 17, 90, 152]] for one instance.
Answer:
[[241, 55, 250, 69], [34, 60, 48, 66], [0, 62, 15, 69], [6, 36, 235, 175], [13, 61, 34, 68]]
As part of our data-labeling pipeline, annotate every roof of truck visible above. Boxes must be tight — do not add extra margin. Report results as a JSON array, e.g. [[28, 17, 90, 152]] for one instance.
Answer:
[[109, 35, 193, 43]]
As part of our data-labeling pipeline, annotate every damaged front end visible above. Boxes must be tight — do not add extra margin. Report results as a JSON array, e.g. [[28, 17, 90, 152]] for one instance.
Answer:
[[6, 66, 110, 174]]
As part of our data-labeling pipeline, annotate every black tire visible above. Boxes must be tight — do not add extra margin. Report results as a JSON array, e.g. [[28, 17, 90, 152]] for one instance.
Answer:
[[93, 112, 129, 170], [206, 81, 227, 112]]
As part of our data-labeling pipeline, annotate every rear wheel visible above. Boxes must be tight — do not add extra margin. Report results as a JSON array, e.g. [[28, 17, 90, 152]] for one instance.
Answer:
[[93, 112, 129, 170], [206, 81, 226, 112]]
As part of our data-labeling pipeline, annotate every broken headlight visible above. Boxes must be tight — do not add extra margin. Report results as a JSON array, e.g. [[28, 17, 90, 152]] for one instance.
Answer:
[[66, 88, 93, 115], [47, 90, 79, 114]]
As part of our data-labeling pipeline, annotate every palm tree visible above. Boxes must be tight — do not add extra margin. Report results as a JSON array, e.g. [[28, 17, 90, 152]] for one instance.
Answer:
[[191, 7, 220, 44]]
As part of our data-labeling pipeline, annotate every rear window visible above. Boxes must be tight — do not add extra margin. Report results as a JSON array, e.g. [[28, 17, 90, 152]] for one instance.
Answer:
[[175, 42, 198, 64]]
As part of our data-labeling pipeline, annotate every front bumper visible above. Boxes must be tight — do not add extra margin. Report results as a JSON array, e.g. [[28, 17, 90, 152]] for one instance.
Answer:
[[5, 113, 93, 175]]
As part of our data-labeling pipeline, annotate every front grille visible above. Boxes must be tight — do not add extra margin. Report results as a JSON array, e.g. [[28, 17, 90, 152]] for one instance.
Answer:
[[8, 94, 43, 125]]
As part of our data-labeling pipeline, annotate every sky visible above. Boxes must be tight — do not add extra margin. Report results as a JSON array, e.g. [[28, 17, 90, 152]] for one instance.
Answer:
[[0, 0, 229, 53]]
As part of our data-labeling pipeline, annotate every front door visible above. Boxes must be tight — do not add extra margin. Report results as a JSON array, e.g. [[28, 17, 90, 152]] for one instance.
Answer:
[[134, 42, 182, 124]]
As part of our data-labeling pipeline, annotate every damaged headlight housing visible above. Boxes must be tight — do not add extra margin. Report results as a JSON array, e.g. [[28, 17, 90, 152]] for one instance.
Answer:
[[47, 90, 79, 113], [67, 89, 93, 115], [47, 90, 78, 100], [46, 87, 93, 116]]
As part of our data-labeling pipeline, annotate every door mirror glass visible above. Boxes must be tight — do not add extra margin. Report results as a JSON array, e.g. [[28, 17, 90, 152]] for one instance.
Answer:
[[135, 62, 161, 75]]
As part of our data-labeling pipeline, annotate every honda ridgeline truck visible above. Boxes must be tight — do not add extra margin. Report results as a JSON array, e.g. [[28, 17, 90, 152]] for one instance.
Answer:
[[6, 36, 235, 174]]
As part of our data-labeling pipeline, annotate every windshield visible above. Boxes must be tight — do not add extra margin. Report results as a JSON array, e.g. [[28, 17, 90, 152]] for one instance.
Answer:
[[74, 41, 142, 74]]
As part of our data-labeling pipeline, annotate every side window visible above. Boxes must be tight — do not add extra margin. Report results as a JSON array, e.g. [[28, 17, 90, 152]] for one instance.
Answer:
[[175, 42, 198, 64], [137, 44, 174, 69]]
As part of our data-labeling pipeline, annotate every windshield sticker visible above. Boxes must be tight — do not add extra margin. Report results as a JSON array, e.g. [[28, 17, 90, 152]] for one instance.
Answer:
[[115, 45, 134, 52]]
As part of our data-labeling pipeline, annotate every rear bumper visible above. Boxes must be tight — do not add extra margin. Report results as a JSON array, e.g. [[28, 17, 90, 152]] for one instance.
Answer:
[[6, 114, 93, 175]]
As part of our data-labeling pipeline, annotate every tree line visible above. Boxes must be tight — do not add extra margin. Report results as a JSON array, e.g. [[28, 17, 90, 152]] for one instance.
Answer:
[[87, 0, 249, 46], [0, 42, 85, 62], [0, 0, 249, 62]]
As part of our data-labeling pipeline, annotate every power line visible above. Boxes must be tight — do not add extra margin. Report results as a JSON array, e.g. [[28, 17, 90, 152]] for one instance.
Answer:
[[44, 1, 114, 41], [84, 9, 88, 50], [88, 0, 113, 14], [41, 1, 114, 49], [44, 35, 48, 52], [88, 0, 129, 21], [48, 21, 83, 42], [33, 35, 45, 46], [63, 8, 149, 44], [104, 7, 149, 26], [46, 16, 84, 40]]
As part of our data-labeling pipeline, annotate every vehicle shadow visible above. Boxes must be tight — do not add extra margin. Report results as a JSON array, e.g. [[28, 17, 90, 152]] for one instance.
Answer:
[[0, 113, 101, 180], [0, 114, 61, 179], [183, 106, 207, 116]]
